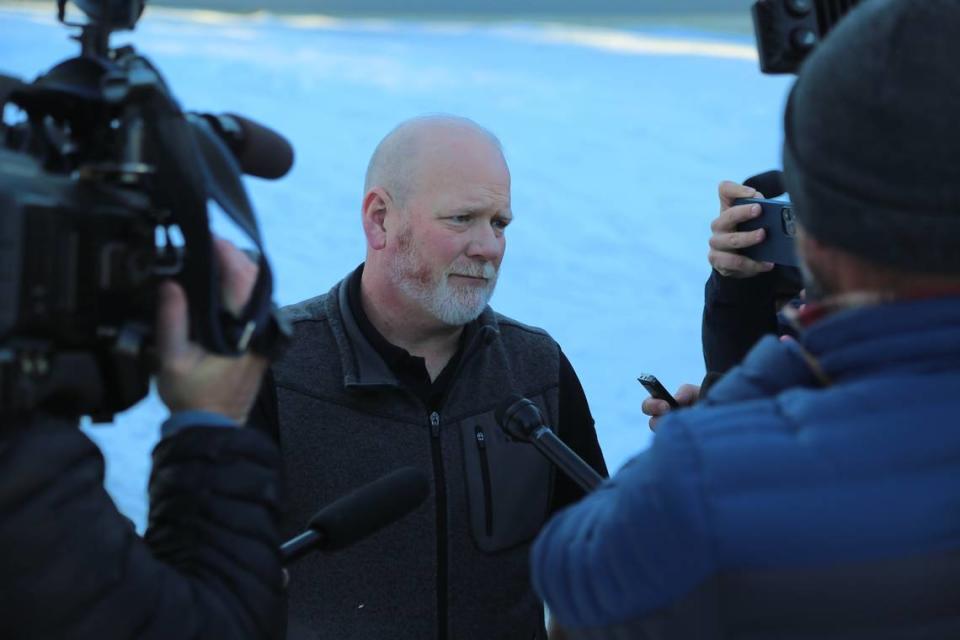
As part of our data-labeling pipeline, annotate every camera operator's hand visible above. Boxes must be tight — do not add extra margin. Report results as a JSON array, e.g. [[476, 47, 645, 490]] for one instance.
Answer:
[[642, 384, 699, 432], [708, 181, 776, 278], [156, 237, 267, 423]]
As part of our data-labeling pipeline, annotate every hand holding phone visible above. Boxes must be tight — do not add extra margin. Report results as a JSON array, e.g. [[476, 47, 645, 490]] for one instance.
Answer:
[[637, 373, 680, 409], [733, 197, 799, 267]]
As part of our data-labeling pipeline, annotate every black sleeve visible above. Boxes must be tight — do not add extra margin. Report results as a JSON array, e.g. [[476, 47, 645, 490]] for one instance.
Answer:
[[549, 351, 609, 513], [0, 416, 283, 640], [701, 266, 803, 377]]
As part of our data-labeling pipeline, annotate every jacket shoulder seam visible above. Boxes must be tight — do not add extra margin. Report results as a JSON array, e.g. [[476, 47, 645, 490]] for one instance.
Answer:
[[494, 314, 551, 338]]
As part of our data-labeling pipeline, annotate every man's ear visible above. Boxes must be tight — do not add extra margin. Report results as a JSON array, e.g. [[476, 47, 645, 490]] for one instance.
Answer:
[[362, 187, 392, 251]]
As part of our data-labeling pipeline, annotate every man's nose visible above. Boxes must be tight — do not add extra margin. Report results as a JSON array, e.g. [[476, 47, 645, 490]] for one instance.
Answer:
[[466, 225, 504, 262]]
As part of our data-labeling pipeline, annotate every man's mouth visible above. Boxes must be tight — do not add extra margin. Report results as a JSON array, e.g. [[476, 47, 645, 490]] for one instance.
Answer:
[[447, 261, 497, 284]]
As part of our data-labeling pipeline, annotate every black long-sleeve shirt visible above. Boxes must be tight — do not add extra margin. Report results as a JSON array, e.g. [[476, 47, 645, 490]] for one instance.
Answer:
[[701, 266, 803, 387]]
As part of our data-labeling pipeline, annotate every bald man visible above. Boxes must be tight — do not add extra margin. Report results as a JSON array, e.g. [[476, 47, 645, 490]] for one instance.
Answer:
[[251, 116, 606, 640]]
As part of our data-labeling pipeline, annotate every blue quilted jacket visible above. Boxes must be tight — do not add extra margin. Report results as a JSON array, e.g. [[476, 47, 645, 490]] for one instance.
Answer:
[[532, 296, 960, 639]]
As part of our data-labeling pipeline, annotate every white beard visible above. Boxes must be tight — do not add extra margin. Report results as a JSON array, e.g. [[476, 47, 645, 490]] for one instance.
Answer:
[[390, 241, 499, 326]]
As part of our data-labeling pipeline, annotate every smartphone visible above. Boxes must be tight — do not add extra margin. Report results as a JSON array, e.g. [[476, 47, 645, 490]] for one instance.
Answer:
[[733, 197, 799, 267], [637, 373, 679, 409]]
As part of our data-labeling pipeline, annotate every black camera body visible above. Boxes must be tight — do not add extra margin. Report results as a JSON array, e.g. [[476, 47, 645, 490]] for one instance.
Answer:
[[0, 149, 156, 342], [0, 146, 159, 417], [0, 0, 287, 420], [751, 0, 862, 74]]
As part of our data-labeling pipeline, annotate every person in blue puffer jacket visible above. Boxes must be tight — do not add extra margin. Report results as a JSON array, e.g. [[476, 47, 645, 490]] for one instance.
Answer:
[[531, 1, 960, 638]]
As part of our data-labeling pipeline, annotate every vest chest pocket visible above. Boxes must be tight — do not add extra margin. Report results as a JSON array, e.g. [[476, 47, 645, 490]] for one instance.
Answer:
[[460, 410, 553, 553]]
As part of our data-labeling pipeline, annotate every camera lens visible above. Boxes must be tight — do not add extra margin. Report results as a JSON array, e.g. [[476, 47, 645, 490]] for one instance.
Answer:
[[785, 0, 813, 16], [781, 208, 797, 237]]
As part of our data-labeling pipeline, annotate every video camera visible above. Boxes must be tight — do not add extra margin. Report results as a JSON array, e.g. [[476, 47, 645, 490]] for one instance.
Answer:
[[751, 0, 862, 73], [737, 2, 862, 263], [0, 0, 290, 421]]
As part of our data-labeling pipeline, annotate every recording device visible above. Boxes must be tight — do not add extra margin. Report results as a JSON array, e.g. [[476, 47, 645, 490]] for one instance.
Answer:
[[734, 197, 799, 267], [751, 0, 862, 74], [496, 395, 603, 493], [744, 169, 786, 199], [281, 467, 430, 565], [193, 112, 294, 180], [0, 0, 292, 421], [637, 373, 679, 409]]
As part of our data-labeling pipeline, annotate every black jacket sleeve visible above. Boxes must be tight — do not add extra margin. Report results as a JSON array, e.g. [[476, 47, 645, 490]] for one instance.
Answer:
[[701, 267, 803, 379], [0, 415, 283, 640], [550, 351, 608, 513]]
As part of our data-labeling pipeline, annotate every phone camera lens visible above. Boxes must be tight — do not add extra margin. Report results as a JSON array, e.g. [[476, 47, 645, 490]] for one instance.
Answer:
[[781, 208, 797, 237]]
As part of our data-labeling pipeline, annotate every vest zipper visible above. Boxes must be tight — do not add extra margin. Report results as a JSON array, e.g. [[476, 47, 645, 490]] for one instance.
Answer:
[[474, 425, 494, 537], [429, 411, 448, 640]]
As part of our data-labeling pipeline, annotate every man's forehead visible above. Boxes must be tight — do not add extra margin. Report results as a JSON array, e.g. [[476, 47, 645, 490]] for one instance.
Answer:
[[425, 182, 511, 214], [414, 145, 510, 199]]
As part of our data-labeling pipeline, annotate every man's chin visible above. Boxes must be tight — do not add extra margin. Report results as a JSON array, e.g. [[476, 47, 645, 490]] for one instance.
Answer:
[[432, 295, 490, 326]]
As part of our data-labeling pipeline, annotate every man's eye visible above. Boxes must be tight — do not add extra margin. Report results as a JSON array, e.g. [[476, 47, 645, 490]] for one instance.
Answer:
[[450, 215, 471, 223], [493, 218, 511, 230]]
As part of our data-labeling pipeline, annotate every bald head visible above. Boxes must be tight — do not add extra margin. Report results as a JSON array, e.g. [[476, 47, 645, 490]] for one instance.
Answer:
[[364, 115, 505, 208]]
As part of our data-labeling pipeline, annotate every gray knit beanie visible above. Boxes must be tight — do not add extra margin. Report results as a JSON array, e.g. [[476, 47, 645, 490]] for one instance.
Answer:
[[782, 0, 960, 274]]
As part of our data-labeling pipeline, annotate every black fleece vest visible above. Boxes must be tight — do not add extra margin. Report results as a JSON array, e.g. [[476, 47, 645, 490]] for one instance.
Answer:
[[273, 278, 561, 640]]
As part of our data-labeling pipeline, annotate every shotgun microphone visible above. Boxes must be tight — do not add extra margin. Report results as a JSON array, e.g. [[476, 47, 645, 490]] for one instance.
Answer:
[[190, 112, 294, 179], [281, 466, 429, 565], [743, 169, 785, 199]]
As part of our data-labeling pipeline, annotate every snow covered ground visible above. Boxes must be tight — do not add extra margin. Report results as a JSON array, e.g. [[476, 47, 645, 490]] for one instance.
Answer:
[[0, 3, 793, 530]]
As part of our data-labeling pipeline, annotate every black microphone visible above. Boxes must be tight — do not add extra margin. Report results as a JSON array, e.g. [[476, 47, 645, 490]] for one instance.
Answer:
[[743, 170, 785, 199], [281, 466, 430, 565], [495, 395, 604, 493], [192, 112, 294, 179]]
